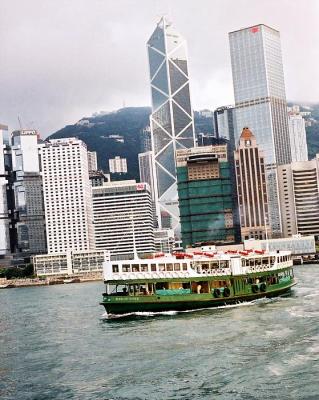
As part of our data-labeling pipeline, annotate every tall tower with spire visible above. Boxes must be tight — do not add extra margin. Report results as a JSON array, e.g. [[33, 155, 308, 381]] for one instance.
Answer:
[[147, 17, 195, 233]]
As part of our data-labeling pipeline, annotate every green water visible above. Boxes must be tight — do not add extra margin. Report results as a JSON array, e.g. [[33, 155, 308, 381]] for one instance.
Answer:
[[0, 265, 318, 399]]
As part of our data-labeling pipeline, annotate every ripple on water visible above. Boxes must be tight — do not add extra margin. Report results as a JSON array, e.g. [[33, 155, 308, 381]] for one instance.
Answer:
[[0, 267, 319, 400]]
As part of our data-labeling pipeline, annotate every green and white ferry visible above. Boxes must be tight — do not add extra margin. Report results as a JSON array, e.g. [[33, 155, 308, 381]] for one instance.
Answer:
[[100, 250, 296, 315]]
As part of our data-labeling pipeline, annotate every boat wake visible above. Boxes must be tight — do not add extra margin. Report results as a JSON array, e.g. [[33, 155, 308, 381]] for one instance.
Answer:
[[100, 297, 284, 320]]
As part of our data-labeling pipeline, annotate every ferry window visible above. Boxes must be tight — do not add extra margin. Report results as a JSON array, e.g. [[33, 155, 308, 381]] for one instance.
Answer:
[[210, 261, 219, 269], [166, 263, 173, 271], [262, 257, 269, 265], [182, 263, 187, 271], [174, 263, 181, 271], [220, 261, 228, 268], [132, 264, 140, 272], [151, 264, 156, 272], [270, 257, 275, 266], [248, 259, 254, 267], [122, 264, 130, 272], [241, 259, 246, 267], [159, 263, 165, 271], [141, 264, 148, 272], [202, 263, 209, 270], [112, 265, 119, 273], [256, 258, 261, 266]]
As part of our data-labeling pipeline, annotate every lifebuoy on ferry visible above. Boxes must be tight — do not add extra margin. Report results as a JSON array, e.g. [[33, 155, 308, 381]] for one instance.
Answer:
[[252, 284, 259, 293], [223, 287, 231, 297], [260, 283, 267, 292], [214, 288, 221, 298]]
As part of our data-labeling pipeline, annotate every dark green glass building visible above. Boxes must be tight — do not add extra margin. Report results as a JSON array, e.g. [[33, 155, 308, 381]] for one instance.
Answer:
[[176, 145, 236, 248]]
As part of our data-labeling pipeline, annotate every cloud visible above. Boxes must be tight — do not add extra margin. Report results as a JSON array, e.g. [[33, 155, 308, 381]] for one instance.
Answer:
[[0, 0, 318, 137]]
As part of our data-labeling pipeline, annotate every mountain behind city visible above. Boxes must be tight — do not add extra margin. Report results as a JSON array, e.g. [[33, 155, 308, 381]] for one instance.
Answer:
[[48, 103, 319, 181]]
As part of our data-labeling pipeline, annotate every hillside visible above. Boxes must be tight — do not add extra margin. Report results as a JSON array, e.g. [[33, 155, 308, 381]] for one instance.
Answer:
[[48, 107, 214, 181], [48, 103, 319, 181]]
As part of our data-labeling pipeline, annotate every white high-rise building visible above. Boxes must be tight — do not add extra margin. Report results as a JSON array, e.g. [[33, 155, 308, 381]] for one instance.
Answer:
[[88, 151, 98, 171], [39, 138, 95, 253], [92, 180, 155, 258], [0, 124, 10, 256], [278, 156, 319, 239], [147, 17, 195, 232], [11, 130, 47, 254], [229, 24, 291, 236], [138, 151, 156, 201], [288, 114, 308, 162], [109, 156, 127, 174]]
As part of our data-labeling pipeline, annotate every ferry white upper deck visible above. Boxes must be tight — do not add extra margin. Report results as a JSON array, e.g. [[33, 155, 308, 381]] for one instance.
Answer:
[[103, 250, 293, 282]]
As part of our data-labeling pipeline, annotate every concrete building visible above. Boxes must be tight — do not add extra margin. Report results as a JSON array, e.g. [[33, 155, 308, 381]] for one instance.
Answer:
[[288, 113, 308, 162], [244, 235, 316, 255], [234, 128, 270, 240], [154, 228, 175, 253], [109, 156, 127, 174], [39, 138, 95, 253], [140, 126, 152, 153], [138, 151, 155, 200], [147, 17, 196, 231], [33, 249, 109, 276], [0, 124, 12, 260], [213, 106, 236, 151], [92, 180, 155, 258], [87, 151, 98, 171], [176, 145, 235, 248], [278, 156, 319, 238], [229, 24, 291, 236], [11, 130, 46, 255], [89, 170, 110, 187]]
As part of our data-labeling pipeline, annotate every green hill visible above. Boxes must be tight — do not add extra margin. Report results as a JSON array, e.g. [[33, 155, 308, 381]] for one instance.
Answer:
[[48, 107, 214, 181]]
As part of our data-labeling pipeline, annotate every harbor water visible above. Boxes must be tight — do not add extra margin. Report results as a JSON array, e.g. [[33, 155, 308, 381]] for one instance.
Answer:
[[0, 265, 318, 400]]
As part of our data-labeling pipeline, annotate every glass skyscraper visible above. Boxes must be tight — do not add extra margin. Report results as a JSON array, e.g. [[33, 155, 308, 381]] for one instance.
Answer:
[[147, 17, 195, 231], [229, 24, 291, 236]]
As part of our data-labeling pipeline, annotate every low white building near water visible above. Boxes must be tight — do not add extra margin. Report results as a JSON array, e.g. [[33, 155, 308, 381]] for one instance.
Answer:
[[32, 250, 109, 276], [244, 235, 316, 255]]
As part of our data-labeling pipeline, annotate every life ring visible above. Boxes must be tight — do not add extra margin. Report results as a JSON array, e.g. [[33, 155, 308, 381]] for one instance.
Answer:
[[214, 288, 221, 298], [252, 284, 259, 293], [260, 283, 267, 292], [223, 287, 231, 297]]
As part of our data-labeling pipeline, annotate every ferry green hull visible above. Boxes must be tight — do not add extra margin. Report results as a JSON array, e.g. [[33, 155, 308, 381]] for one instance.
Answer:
[[101, 280, 296, 315]]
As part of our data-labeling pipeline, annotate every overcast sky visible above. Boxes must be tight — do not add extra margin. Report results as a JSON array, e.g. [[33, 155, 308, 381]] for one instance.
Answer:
[[1, 0, 319, 137]]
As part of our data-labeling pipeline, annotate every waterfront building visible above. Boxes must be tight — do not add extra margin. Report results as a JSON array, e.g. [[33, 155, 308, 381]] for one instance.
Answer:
[[33, 249, 109, 276], [288, 113, 308, 162], [213, 106, 236, 151], [154, 228, 175, 253], [244, 235, 316, 256], [92, 180, 155, 258], [234, 128, 270, 240], [278, 157, 319, 239], [147, 17, 196, 231], [0, 124, 12, 260], [109, 156, 127, 174], [89, 170, 110, 187], [229, 24, 291, 236], [39, 138, 95, 253], [11, 130, 46, 255], [176, 145, 235, 248], [88, 151, 98, 171]]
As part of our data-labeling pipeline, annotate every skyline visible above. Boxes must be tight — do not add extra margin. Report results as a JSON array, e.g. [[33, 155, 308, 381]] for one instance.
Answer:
[[1, 0, 319, 137]]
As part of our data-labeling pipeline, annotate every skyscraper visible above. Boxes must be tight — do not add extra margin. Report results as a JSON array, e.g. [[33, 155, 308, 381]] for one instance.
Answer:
[[147, 17, 195, 231], [229, 24, 291, 235], [11, 130, 47, 254], [288, 113, 308, 162], [213, 105, 236, 152], [234, 128, 270, 240], [176, 145, 235, 248], [39, 138, 95, 253], [0, 124, 11, 258]]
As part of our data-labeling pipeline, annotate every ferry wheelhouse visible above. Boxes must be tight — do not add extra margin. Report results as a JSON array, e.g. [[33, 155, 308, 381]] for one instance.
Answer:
[[100, 250, 296, 315]]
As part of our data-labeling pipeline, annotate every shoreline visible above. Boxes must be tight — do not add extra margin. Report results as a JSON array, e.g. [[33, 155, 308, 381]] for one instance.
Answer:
[[0, 274, 103, 289]]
